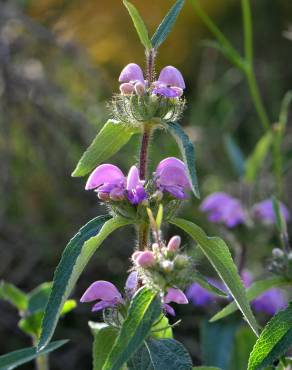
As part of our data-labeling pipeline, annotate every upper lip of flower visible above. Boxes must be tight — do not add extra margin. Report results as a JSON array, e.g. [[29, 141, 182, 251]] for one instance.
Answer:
[[118, 63, 145, 84], [154, 157, 190, 199]]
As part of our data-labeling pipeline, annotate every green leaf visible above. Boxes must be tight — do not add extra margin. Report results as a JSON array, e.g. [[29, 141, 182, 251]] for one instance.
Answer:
[[72, 120, 139, 177], [201, 320, 238, 369], [248, 303, 292, 370], [151, 0, 185, 49], [38, 215, 131, 350], [0, 281, 28, 311], [18, 311, 43, 338], [210, 276, 290, 322], [0, 340, 68, 370], [244, 132, 273, 183], [229, 326, 257, 370], [128, 338, 193, 370], [28, 282, 52, 314], [103, 287, 161, 370], [61, 299, 77, 315], [164, 121, 200, 198], [170, 218, 259, 336], [89, 322, 119, 370], [151, 315, 173, 339], [193, 272, 228, 298], [123, 1, 152, 50]]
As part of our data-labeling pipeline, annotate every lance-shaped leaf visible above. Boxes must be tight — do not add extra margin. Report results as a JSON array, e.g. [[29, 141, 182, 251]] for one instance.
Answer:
[[151, 0, 185, 49], [127, 338, 193, 370], [248, 302, 292, 370], [38, 215, 131, 350], [123, 1, 152, 50], [72, 120, 139, 177], [210, 276, 290, 322], [0, 340, 68, 370], [103, 287, 161, 370], [193, 273, 228, 298], [244, 131, 272, 183], [170, 218, 259, 336], [163, 121, 200, 198]]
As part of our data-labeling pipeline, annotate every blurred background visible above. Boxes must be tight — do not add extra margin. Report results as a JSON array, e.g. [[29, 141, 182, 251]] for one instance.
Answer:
[[0, 0, 292, 368]]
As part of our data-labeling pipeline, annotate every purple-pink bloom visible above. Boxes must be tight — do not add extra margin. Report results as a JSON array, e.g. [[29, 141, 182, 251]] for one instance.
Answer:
[[200, 192, 246, 228], [164, 288, 188, 304], [80, 280, 123, 312], [119, 63, 144, 84], [155, 157, 190, 199], [85, 164, 147, 205], [126, 166, 147, 205], [252, 199, 290, 224], [124, 271, 138, 298], [152, 66, 185, 98], [252, 289, 287, 315], [186, 283, 214, 307]]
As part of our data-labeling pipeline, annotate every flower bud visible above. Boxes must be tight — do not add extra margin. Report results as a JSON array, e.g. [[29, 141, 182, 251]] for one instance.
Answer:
[[174, 254, 189, 268], [136, 251, 156, 268], [97, 192, 110, 201], [272, 248, 284, 259], [151, 243, 160, 252], [134, 81, 145, 96], [160, 260, 174, 272], [132, 251, 142, 261], [167, 235, 181, 252], [119, 82, 134, 95]]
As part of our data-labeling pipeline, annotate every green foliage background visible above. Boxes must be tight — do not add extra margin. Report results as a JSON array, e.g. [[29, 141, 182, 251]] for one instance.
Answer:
[[1, 0, 292, 368]]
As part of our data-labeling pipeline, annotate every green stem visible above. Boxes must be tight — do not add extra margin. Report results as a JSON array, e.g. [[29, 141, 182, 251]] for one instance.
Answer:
[[244, 66, 270, 132], [33, 339, 49, 370], [241, 0, 253, 64]]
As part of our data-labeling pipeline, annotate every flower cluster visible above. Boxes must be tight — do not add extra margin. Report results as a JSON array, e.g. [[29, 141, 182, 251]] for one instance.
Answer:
[[132, 235, 194, 315], [85, 157, 190, 206], [186, 270, 287, 316], [200, 192, 290, 228], [112, 63, 186, 125]]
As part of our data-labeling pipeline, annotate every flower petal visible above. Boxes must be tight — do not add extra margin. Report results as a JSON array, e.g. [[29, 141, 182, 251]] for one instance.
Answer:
[[252, 199, 290, 224], [125, 271, 138, 297], [126, 166, 140, 191], [152, 86, 180, 98], [119, 63, 144, 83], [156, 157, 189, 188], [157, 66, 185, 89], [164, 288, 188, 304], [91, 300, 116, 312], [80, 280, 123, 303], [163, 303, 176, 316], [85, 164, 125, 190]]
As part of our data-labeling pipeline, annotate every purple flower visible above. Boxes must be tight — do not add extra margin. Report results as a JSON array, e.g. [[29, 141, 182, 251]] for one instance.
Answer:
[[80, 280, 124, 312], [124, 271, 138, 298], [126, 166, 147, 205], [163, 287, 188, 316], [118, 63, 145, 95], [119, 63, 144, 84], [152, 66, 185, 98], [200, 192, 246, 228], [155, 157, 190, 199], [186, 283, 214, 307], [85, 164, 147, 205], [252, 289, 287, 315], [252, 199, 290, 224]]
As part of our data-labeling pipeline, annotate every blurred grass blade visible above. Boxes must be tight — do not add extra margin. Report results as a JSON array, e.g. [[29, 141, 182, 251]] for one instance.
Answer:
[[38, 215, 131, 350], [89, 323, 118, 370], [155, 204, 163, 230], [229, 327, 257, 370], [123, 0, 152, 50], [72, 120, 139, 177], [0, 282, 28, 311], [190, 0, 245, 71], [128, 338, 193, 369], [0, 340, 68, 370], [210, 276, 289, 322], [164, 121, 200, 198], [170, 218, 259, 336], [224, 134, 245, 177], [151, 0, 185, 49], [248, 302, 292, 370], [244, 131, 272, 183], [103, 287, 161, 370]]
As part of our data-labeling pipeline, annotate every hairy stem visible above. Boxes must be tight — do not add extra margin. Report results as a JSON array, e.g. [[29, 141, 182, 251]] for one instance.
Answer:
[[139, 125, 151, 180], [145, 48, 156, 83]]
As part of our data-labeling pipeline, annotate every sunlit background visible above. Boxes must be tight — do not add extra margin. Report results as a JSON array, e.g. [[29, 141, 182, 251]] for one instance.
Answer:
[[1, 0, 292, 368]]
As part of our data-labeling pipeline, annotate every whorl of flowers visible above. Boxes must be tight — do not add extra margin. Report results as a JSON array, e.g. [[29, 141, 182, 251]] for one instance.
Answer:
[[111, 63, 186, 126]]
